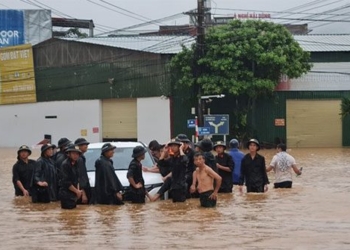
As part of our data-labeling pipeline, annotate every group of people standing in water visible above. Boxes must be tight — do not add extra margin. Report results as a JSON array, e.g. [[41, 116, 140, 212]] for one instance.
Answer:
[[12, 134, 302, 209]]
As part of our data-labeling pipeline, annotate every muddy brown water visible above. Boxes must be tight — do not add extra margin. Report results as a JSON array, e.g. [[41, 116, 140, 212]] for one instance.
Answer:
[[1, 147, 350, 249]]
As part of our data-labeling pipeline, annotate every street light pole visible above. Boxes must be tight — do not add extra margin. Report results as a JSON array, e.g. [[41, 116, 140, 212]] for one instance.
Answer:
[[196, 0, 205, 126]]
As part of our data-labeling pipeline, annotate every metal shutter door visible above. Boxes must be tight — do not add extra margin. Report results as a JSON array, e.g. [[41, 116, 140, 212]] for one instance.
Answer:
[[286, 100, 341, 147], [102, 99, 137, 139]]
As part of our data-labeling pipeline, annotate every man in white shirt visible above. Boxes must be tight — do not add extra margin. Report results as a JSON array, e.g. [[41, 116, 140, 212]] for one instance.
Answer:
[[266, 144, 302, 188]]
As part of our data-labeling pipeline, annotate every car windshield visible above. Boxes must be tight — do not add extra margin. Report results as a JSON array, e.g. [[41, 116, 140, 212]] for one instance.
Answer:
[[84, 147, 154, 171]]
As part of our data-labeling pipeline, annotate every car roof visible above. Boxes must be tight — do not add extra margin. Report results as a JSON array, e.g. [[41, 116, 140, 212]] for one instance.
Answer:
[[88, 141, 146, 149]]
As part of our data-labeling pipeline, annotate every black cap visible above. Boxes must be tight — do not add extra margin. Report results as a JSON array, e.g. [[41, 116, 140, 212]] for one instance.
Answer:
[[213, 141, 227, 150], [167, 138, 182, 146], [17, 145, 32, 155], [246, 139, 260, 151], [101, 143, 116, 155], [176, 134, 191, 143], [57, 138, 71, 148], [199, 139, 213, 152], [148, 140, 164, 151], [74, 138, 90, 146], [41, 144, 56, 155], [132, 146, 147, 158], [66, 144, 82, 154]]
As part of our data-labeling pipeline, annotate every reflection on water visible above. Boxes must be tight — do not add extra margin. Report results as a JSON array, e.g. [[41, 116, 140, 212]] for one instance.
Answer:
[[1, 147, 350, 249]]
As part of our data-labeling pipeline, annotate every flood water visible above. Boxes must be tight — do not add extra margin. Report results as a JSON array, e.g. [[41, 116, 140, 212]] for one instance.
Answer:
[[1, 147, 350, 249]]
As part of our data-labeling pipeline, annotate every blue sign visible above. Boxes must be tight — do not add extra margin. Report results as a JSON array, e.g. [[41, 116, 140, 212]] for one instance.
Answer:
[[198, 127, 211, 135], [187, 119, 196, 128], [0, 10, 25, 48], [204, 114, 229, 135]]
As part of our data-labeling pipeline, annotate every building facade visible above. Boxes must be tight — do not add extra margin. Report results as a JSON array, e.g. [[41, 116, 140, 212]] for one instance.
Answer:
[[1, 34, 350, 147]]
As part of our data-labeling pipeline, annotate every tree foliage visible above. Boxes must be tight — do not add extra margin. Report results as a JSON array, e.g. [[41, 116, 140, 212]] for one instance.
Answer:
[[65, 28, 88, 38], [340, 97, 350, 119], [170, 20, 311, 98]]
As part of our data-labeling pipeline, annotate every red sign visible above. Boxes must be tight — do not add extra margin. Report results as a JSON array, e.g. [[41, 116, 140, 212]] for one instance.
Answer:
[[275, 119, 285, 127], [92, 127, 99, 133]]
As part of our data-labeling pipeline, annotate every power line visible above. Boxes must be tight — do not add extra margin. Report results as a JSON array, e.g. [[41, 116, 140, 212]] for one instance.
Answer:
[[97, 13, 186, 36], [278, 0, 344, 23], [281, 0, 332, 12], [30, 0, 113, 33], [19, 0, 110, 33], [288, 3, 350, 25], [310, 8, 350, 29], [99, 0, 158, 23], [0, 3, 11, 8], [86, 0, 152, 24]]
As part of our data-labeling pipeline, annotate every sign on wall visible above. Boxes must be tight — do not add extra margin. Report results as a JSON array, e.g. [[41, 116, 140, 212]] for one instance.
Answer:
[[0, 9, 52, 48], [0, 10, 25, 47], [0, 44, 37, 104], [275, 118, 285, 127]]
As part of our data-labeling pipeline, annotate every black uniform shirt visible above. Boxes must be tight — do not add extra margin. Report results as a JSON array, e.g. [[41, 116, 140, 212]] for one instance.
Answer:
[[12, 159, 36, 196], [158, 154, 188, 190], [127, 159, 145, 187], [239, 153, 269, 187], [216, 152, 234, 190], [59, 158, 79, 197]]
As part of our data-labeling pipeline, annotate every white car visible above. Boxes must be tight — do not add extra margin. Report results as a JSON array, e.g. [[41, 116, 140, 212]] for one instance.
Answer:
[[85, 142, 163, 198]]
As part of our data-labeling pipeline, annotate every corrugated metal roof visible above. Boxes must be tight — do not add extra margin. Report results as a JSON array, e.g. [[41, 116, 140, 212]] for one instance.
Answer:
[[276, 62, 350, 91], [61, 35, 195, 54], [294, 34, 350, 52], [60, 34, 350, 54]]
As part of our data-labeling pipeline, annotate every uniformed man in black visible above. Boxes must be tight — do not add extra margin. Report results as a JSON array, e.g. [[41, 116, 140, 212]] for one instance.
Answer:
[[239, 139, 269, 193], [74, 138, 91, 204], [213, 141, 234, 193], [94, 143, 124, 205], [176, 134, 195, 198], [53, 137, 71, 174], [143, 140, 167, 176], [148, 140, 163, 164], [150, 139, 188, 202], [12, 145, 36, 196], [127, 146, 150, 203], [59, 145, 84, 209], [32, 144, 58, 203]]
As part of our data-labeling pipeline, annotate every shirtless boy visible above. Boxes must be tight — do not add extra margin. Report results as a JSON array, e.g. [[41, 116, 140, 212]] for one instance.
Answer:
[[191, 153, 222, 208]]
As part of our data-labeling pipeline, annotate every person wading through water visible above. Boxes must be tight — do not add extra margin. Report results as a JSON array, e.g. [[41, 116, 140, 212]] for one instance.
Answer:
[[213, 141, 234, 193], [150, 138, 188, 202], [94, 143, 124, 205], [127, 146, 151, 203], [74, 138, 91, 204], [32, 144, 58, 203], [239, 139, 269, 193], [191, 152, 222, 208], [59, 145, 85, 209], [12, 145, 36, 197]]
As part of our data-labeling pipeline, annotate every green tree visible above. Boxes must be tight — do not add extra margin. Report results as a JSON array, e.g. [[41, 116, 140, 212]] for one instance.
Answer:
[[65, 28, 88, 38], [170, 20, 311, 138], [340, 97, 350, 119]]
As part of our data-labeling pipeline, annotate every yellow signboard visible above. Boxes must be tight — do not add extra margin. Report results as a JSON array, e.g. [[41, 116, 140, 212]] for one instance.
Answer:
[[0, 44, 37, 104]]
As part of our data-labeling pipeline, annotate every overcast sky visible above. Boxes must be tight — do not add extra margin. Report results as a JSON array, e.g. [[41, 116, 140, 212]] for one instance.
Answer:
[[1, 0, 350, 34]]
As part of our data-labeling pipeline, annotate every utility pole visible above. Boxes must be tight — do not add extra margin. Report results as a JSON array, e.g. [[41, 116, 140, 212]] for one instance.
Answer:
[[196, 0, 205, 126]]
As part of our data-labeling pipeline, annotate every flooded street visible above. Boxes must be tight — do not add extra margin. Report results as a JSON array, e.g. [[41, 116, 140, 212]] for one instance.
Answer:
[[1, 147, 350, 249]]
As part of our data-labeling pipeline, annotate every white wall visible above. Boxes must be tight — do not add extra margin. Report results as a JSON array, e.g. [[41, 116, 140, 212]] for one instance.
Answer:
[[137, 97, 171, 146], [0, 100, 102, 147]]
